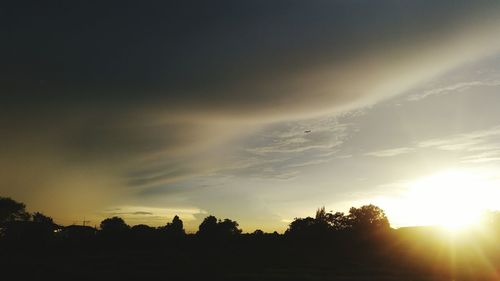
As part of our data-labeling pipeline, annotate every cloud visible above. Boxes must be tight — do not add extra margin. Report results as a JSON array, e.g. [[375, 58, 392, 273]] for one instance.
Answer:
[[2, 1, 500, 222], [418, 126, 500, 164], [130, 211, 153, 216], [365, 147, 415, 157], [215, 116, 350, 179], [418, 126, 500, 151], [407, 79, 500, 101], [3, 1, 500, 118], [361, 126, 500, 163], [101, 205, 207, 227]]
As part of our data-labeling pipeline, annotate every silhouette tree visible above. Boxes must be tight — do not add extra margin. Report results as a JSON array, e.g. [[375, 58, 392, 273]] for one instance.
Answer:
[[287, 217, 315, 233], [32, 212, 55, 225], [0, 197, 33, 242], [131, 224, 157, 242], [286, 216, 329, 237], [131, 224, 154, 233], [347, 204, 390, 231], [0, 210, 58, 245], [252, 229, 264, 236], [99, 216, 130, 237], [315, 206, 327, 221], [286, 205, 390, 236], [60, 225, 96, 241], [29, 212, 59, 243], [218, 218, 242, 236], [0, 197, 30, 225], [163, 215, 185, 237], [197, 215, 218, 237], [325, 212, 350, 231], [197, 216, 241, 237], [32, 212, 58, 230]]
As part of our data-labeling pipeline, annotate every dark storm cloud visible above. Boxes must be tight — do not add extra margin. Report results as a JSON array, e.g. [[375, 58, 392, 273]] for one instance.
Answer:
[[2, 0, 500, 116]]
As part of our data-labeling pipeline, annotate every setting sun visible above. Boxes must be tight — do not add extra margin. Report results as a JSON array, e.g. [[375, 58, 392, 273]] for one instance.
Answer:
[[410, 170, 485, 231], [378, 169, 500, 231]]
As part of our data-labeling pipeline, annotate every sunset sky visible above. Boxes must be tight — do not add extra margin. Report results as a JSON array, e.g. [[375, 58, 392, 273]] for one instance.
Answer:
[[2, 1, 500, 232]]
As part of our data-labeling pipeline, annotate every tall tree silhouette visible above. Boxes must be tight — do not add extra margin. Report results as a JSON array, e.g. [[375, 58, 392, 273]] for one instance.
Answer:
[[315, 206, 327, 221], [163, 215, 185, 237], [0, 197, 30, 225]]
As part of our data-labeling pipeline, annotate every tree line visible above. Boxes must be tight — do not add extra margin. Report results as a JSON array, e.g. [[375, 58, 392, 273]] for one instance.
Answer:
[[0, 196, 392, 244], [2, 195, 500, 280]]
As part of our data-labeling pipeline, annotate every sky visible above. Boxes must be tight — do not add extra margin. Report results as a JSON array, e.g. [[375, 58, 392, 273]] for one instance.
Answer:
[[2, 1, 500, 232]]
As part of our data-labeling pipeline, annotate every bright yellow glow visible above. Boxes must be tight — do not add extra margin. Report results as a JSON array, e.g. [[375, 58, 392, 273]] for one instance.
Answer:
[[374, 169, 500, 231], [409, 170, 484, 231]]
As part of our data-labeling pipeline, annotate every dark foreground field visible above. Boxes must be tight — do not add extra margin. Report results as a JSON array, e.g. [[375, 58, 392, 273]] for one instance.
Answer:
[[2, 229, 499, 281]]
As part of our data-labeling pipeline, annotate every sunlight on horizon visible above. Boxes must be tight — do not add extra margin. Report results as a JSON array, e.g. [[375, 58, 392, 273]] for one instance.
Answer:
[[376, 169, 500, 231]]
